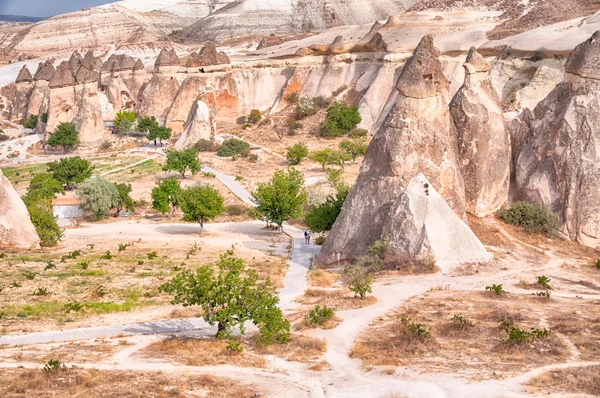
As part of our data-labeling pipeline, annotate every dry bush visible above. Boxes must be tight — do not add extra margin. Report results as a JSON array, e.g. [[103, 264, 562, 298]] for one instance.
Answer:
[[0, 368, 256, 398], [549, 307, 600, 360], [381, 253, 439, 275], [250, 333, 326, 363], [526, 365, 600, 396], [141, 337, 267, 368], [295, 289, 377, 311], [307, 269, 338, 288]]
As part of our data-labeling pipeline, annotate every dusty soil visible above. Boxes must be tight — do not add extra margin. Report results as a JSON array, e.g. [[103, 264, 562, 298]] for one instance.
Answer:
[[526, 365, 600, 396]]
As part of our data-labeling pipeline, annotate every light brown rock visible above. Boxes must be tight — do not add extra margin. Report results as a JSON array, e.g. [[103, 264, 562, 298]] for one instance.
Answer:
[[33, 61, 56, 82], [16, 65, 33, 83], [514, 31, 600, 248], [49, 61, 76, 88], [155, 48, 180, 72], [450, 47, 510, 217], [174, 100, 215, 149], [318, 35, 466, 267], [0, 169, 40, 249]]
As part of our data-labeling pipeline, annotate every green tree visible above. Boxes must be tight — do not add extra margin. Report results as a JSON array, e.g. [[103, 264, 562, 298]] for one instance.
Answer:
[[46, 122, 80, 151], [24, 114, 38, 129], [137, 116, 160, 134], [148, 126, 172, 145], [251, 169, 307, 232], [248, 109, 262, 124], [309, 149, 350, 170], [343, 266, 374, 299], [151, 178, 182, 216], [159, 252, 290, 344], [115, 183, 135, 217], [76, 177, 119, 221], [47, 157, 93, 189], [163, 149, 202, 178], [25, 201, 63, 247], [114, 111, 136, 134], [322, 101, 362, 137], [305, 169, 350, 232], [339, 138, 368, 162], [180, 185, 224, 234], [286, 143, 309, 165], [25, 173, 65, 201]]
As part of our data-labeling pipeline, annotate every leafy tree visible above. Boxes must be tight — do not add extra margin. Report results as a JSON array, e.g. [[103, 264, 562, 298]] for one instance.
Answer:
[[159, 252, 290, 344], [163, 148, 202, 178], [148, 126, 172, 145], [151, 178, 182, 216], [25, 201, 63, 247], [114, 183, 135, 217], [114, 111, 136, 134], [46, 122, 80, 151], [137, 116, 160, 134], [339, 138, 368, 162], [305, 169, 350, 232], [76, 177, 119, 221], [47, 157, 93, 189], [217, 138, 250, 158], [322, 101, 362, 137], [309, 149, 350, 170], [251, 169, 307, 232], [24, 114, 38, 129], [286, 143, 309, 165], [26, 173, 65, 201], [326, 150, 351, 169], [180, 185, 224, 234]]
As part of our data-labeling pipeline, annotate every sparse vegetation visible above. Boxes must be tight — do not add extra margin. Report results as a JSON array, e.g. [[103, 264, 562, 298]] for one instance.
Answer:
[[217, 138, 250, 158], [304, 305, 335, 327], [536, 275, 552, 290], [194, 138, 220, 152], [343, 266, 374, 298], [322, 101, 362, 137], [485, 284, 504, 295], [286, 143, 309, 165]]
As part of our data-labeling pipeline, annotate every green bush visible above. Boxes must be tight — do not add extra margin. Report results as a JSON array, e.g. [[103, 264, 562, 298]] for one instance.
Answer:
[[343, 266, 374, 298], [596, 259, 600, 269], [194, 139, 220, 152], [286, 143, 309, 165], [314, 235, 326, 245], [485, 284, 504, 295], [294, 97, 327, 120], [322, 102, 362, 137], [248, 109, 262, 124], [400, 317, 431, 338], [536, 275, 552, 290], [41, 113, 48, 124], [26, 202, 63, 247], [304, 305, 335, 326], [339, 138, 368, 162], [217, 138, 251, 158], [498, 201, 559, 234], [348, 128, 368, 138], [24, 114, 38, 129]]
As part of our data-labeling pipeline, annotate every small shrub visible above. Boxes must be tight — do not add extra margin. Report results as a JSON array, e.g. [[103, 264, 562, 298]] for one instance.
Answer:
[[43, 359, 66, 374], [305, 305, 335, 326], [226, 204, 248, 216], [348, 128, 368, 138], [226, 340, 244, 353], [248, 153, 259, 163], [536, 275, 552, 290], [322, 101, 362, 137], [596, 259, 600, 269], [147, 251, 158, 260], [77, 261, 89, 270], [248, 109, 262, 124], [343, 265, 374, 298], [288, 121, 302, 135], [235, 176, 244, 181], [94, 285, 107, 298], [217, 138, 251, 158], [64, 301, 83, 313], [236, 116, 247, 125], [137, 260, 144, 265], [194, 139, 220, 152], [294, 97, 326, 120], [498, 201, 559, 234], [24, 114, 38, 129], [285, 92, 300, 103], [44, 261, 56, 271], [242, 123, 252, 129], [0, 134, 9, 141], [100, 141, 112, 150], [314, 235, 326, 246], [450, 313, 473, 328], [9, 282, 22, 288], [101, 251, 113, 260], [535, 290, 551, 298], [486, 284, 504, 295], [400, 317, 431, 338], [22, 270, 36, 280], [33, 287, 50, 296], [286, 143, 309, 165], [118, 242, 132, 252], [368, 238, 392, 260]]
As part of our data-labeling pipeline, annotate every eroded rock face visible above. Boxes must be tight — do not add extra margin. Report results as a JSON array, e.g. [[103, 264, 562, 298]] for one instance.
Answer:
[[318, 35, 466, 266], [10, 66, 34, 122], [0, 169, 40, 249], [99, 54, 146, 120], [186, 43, 220, 67], [155, 48, 180, 72], [174, 100, 215, 149], [450, 47, 510, 217], [514, 32, 600, 247]]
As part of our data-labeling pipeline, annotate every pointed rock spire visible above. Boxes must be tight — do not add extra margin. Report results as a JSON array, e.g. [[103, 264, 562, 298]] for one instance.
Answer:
[[565, 30, 600, 79], [16, 65, 33, 83], [155, 48, 180, 69], [463, 47, 491, 74], [33, 61, 56, 81]]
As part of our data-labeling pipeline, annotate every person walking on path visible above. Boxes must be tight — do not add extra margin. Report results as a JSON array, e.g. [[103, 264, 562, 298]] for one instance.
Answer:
[[304, 230, 311, 245]]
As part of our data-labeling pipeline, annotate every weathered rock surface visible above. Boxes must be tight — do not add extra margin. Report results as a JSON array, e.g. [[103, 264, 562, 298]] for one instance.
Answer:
[[175, 100, 215, 149], [450, 48, 510, 217], [155, 48, 180, 72], [514, 31, 600, 247], [99, 54, 146, 120], [186, 43, 219, 67], [319, 174, 490, 270], [10, 66, 34, 122], [318, 35, 467, 266], [0, 169, 40, 249], [15, 65, 33, 83]]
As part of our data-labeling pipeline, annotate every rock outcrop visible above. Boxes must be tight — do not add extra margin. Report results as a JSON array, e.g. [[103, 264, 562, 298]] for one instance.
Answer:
[[137, 49, 181, 122], [26, 61, 55, 119], [318, 35, 467, 267], [174, 100, 215, 149], [514, 31, 600, 248], [10, 66, 34, 122], [450, 48, 510, 217], [99, 54, 146, 120], [186, 43, 220, 67], [0, 169, 40, 249]]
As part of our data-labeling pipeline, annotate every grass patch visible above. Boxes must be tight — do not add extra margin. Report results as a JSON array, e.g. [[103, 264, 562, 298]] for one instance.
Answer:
[[527, 365, 600, 396]]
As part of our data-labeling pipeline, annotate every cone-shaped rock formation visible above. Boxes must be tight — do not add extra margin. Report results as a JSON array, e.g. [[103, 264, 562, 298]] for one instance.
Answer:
[[0, 170, 40, 249]]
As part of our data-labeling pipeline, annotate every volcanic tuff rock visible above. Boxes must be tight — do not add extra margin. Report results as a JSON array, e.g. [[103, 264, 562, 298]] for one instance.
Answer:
[[15, 65, 33, 83], [99, 54, 146, 120], [0, 169, 40, 249], [175, 100, 215, 149], [155, 48, 180, 71], [514, 31, 600, 248], [186, 43, 219, 67], [318, 35, 466, 266], [10, 66, 34, 122], [450, 48, 510, 217]]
